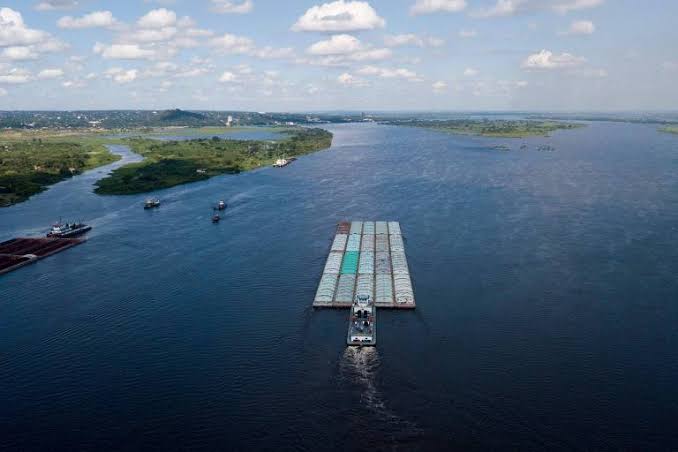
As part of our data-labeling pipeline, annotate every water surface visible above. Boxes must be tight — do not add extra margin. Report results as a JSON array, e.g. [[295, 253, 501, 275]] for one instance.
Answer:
[[1, 122, 678, 451]]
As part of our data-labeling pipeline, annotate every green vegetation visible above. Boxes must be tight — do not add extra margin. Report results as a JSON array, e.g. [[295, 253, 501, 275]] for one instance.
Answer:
[[660, 125, 678, 135], [0, 136, 120, 207], [95, 127, 332, 195], [385, 119, 584, 138]]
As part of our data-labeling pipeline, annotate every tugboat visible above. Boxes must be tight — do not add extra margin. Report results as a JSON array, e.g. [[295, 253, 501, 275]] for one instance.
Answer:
[[216, 200, 227, 210], [144, 198, 160, 209], [347, 293, 376, 346], [47, 220, 92, 238]]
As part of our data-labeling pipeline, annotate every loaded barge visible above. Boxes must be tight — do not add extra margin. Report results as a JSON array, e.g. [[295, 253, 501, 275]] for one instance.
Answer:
[[0, 237, 85, 275], [313, 221, 416, 347]]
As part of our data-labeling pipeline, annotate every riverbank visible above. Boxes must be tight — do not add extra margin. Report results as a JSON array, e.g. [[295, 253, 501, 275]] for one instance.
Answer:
[[660, 125, 678, 135], [0, 133, 121, 207], [94, 127, 333, 195], [381, 119, 584, 138]]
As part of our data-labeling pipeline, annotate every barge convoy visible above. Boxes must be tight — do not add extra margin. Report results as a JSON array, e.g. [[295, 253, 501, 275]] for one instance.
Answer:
[[313, 221, 416, 347]]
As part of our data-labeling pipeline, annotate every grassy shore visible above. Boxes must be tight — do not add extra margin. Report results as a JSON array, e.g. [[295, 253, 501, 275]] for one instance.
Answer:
[[0, 131, 121, 207], [94, 127, 332, 195], [660, 125, 678, 135], [385, 119, 584, 138]]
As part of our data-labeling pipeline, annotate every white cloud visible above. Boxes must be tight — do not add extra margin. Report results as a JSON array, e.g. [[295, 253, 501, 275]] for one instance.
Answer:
[[1, 46, 39, 60], [384, 33, 445, 47], [0, 8, 50, 47], [292, 0, 385, 32], [62, 79, 86, 88], [560, 20, 595, 35], [57, 11, 118, 29], [337, 72, 368, 86], [137, 8, 176, 28], [104, 67, 138, 83], [209, 33, 254, 54], [251, 46, 295, 59], [0, 87, 6, 96], [522, 49, 586, 69], [94, 43, 156, 59], [410, 0, 467, 15], [357, 65, 422, 81], [458, 29, 477, 38], [37, 68, 64, 79], [0, 67, 32, 84], [126, 27, 178, 43], [432, 80, 447, 92], [463, 67, 478, 76], [308, 34, 362, 55], [34, 0, 79, 11], [473, 0, 604, 18], [211, 0, 253, 14], [219, 71, 237, 82]]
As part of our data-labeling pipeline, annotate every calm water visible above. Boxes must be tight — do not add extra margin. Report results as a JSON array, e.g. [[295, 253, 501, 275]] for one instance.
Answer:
[[1, 122, 678, 451]]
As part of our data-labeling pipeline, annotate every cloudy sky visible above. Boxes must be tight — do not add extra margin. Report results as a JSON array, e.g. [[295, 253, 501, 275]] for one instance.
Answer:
[[0, 0, 676, 111]]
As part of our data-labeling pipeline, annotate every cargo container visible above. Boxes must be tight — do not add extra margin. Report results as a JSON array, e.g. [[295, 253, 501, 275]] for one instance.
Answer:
[[388, 221, 401, 235], [314, 273, 338, 304], [389, 234, 404, 251], [323, 251, 344, 274], [375, 234, 389, 252], [340, 251, 359, 274], [360, 234, 374, 252], [375, 251, 392, 274], [331, 234, 347, 252], [358, 251, 374, 274], [391, 250, 409, 274], [355, 273, 374, 298], [362, 221, 375, 235], [375, 274, 394, 305], [336, 221, 350, 234], [349, 221, 363, 235], [394, 275, 414, 304], [335, 274, 357, 303], [375, 221, 388, 235], [346, 234, 361, 252]]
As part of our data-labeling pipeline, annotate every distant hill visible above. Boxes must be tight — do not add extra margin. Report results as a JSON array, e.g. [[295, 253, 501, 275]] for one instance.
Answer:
[[157, 109, 206, 123]]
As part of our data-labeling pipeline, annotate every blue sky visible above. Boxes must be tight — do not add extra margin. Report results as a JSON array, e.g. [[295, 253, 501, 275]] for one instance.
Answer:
[[0, 0, 676, 111]]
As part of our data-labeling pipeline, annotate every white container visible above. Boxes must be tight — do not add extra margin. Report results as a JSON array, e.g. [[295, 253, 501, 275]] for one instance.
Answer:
[[362, 221, 375, 235], [323, 251, 343, 274], [375, 221, 388, 235], [355, 273, 374, 298], [375, 274, 394, 305], [375, 234, 389, 252], [360, 234, 374, 252], [388, 221, 401, 235], [346, 234, 361, 252], [314, 273, 338, 303], [358, 251, 374, 274], [331, 234, 347, 252], [334, 274, 356, 303], [375, 252, 392, 274], [389, 234, 404, 251], [391, 250, 409, 274], [349, 221, 363, 235]]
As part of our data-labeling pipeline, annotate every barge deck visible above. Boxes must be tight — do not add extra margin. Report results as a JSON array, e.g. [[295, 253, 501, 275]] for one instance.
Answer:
[[0, 237, 85, 275]]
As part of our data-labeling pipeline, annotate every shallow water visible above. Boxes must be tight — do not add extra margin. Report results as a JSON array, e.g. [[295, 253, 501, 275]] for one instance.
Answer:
[[1, 122, 678, 450]]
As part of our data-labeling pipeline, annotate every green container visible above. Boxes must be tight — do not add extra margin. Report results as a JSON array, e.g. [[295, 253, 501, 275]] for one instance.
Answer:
[[340, 251, 359, 274]]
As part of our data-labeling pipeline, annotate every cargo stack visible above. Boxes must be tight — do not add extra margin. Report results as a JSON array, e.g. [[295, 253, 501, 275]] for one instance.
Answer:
[[313, 220, 415, 309]]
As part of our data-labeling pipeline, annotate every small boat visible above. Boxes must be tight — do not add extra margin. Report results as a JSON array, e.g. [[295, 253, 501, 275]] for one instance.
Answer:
[[217, 200, 227, 210], [144, 198, 160, 209], [272, 155, 297, 167], [47, 221, 92, 238], [212, 213, 221, 223]]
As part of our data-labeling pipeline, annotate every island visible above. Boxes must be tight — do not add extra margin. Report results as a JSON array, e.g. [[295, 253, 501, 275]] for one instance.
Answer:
[[94, 127, 332, 195], [660, 125, 678, 135], [0, 132, 120, 207], [380, 119, 584, 138]]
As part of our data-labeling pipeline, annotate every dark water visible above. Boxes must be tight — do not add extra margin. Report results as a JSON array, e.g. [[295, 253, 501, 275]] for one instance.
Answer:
[[1, 123, 678, 451]]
